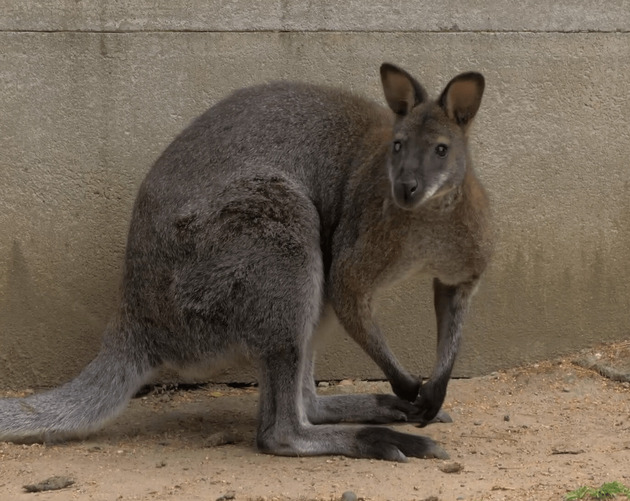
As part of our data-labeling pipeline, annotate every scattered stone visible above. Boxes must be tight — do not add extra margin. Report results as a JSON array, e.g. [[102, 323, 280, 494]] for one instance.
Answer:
[[341, 490, 358, 501], [439, 461, 464, 474], [156, 461, 167, 468], [551, 447, 585, 455], [422, 496, 440, 501], [473, 421, 482, 426], [23, 476, 75, 493], [318, 381, 330, 388], [574, 355, 630, 383], [204, 431, 239, 448], [503, 414, 510, 422], [216, 491, 236, 501]]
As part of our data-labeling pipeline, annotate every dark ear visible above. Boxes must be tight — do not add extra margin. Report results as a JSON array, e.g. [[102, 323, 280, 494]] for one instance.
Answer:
[[439, 72, 485, 129], [380, 63, 428, 116]]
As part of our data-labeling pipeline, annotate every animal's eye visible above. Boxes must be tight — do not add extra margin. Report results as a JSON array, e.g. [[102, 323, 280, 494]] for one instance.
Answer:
[[393, 141, 402, 153], [435, 144, 449, 157]]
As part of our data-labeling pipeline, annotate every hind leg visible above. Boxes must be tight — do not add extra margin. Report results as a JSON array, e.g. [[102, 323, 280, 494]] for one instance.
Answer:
[[256, 321, 448, 461], [254, 280, 447, 461]]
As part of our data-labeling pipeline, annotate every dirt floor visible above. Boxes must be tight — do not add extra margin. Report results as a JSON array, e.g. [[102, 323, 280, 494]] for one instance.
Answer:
[[1, 342, 629, 501]]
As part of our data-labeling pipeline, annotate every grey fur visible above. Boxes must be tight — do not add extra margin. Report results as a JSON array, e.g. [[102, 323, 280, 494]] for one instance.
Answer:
[[0, 64, 492, 461]]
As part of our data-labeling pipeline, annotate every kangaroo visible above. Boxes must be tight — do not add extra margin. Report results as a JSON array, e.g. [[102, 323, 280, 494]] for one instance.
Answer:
[[0, 63, 491, 462]]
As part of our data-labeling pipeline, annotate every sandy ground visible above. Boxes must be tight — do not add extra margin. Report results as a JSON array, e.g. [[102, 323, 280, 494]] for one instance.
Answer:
[[1, 342, 629, 501]]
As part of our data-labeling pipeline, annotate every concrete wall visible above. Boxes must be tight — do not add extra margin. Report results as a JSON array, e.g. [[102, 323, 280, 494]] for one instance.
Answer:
[[1, 1, 629, 390]]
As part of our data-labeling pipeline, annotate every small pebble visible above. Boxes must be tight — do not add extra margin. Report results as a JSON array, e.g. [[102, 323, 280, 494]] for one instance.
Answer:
[[341, 491, 357, 501], [439, 461, 464, 474], [503, 414, 510, 422], [204, 431, 239, 448], [23, 476, 75, 493], [216, 492, 236, 501]]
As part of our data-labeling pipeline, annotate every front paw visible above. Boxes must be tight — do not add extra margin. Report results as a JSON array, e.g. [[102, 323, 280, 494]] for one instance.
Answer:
[[374, 395, 452, 426], [390, 375, 421, 402], [414, 380, 447, 425]]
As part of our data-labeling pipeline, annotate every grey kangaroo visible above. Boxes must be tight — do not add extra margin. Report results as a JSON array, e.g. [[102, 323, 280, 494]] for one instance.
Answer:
[[0, 63, 492, 462]]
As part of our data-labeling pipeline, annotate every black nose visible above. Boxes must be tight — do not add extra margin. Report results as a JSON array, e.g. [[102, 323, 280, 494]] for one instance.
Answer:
[[403, 179, 418, 202]]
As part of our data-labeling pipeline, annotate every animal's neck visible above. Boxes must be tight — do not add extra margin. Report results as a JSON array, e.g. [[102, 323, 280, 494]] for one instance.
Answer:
[[422, 186, 464, 213]]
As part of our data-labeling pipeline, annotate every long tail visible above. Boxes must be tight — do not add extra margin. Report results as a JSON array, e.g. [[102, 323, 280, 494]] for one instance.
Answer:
[[0, 342, 154, 443]]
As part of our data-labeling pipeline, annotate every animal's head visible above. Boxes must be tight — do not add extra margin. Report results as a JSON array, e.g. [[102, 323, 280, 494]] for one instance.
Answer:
[[380, 63, 485, 211]]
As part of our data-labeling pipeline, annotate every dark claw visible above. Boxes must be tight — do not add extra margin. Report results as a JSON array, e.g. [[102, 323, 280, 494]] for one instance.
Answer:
[[416, 411, 453, 428], [434, 409, 453, 423], [427, 443, 450, 460], [416, 409, 453, 428]]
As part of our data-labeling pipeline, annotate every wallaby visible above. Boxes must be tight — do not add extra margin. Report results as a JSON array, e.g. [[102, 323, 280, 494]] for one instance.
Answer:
[[0, 63, 492, 462]]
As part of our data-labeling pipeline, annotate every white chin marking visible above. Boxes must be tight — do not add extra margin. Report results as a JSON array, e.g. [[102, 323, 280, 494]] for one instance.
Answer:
[[420, 172, 450, 204], [420, 183, 440, 203]]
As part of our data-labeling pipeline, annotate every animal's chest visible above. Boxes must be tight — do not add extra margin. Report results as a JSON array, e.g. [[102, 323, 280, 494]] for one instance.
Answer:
[[374, 219, 478, 289]]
